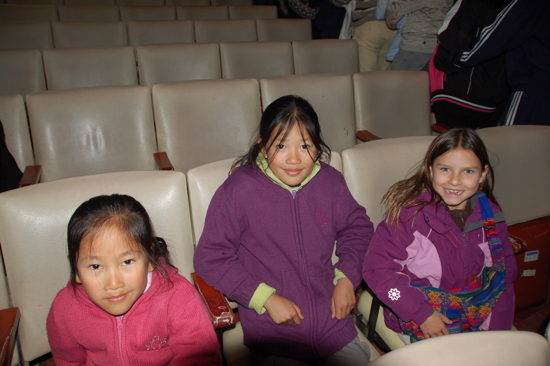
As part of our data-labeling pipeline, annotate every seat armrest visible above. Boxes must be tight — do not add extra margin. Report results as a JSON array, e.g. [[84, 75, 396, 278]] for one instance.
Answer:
[[154, 152, 175, 171], [191, 272, 239, 329], [18, 165, 42, 187], [356, 130, 382, 142], [509, 233, 528, 254], [431, 122, 451, 134], [0, 307, 20, 366]]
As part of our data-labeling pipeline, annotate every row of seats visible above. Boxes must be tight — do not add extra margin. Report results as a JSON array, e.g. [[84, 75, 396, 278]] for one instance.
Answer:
[[1, 124, 549, 364], [2, 72, 431, 184], [1, 0, 252, 7], [0, 39, 359, 95], [0, 18, 312, 51], [0, 4, 273, 22]]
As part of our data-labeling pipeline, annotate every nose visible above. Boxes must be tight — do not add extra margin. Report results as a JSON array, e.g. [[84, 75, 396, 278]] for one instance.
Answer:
[[105, 269, 124, 291], [449, 171, 461, 186], [286, 147, 301, 165]]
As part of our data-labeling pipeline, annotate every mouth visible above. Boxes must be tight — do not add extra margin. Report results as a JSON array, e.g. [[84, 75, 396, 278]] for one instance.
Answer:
[[445, 189, 463, 195], [106, 294, 128, 302], [284, 169, 302, 176]]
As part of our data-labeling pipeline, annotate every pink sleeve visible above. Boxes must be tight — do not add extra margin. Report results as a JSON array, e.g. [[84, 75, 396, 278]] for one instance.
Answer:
[[167, 277, 223, 366], [46, 295, 87, 366]]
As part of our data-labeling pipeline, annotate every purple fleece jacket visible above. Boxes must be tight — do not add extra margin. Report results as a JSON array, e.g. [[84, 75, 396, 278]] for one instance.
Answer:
[[194, 162, 373, 359], [363, 192, 517, 333]]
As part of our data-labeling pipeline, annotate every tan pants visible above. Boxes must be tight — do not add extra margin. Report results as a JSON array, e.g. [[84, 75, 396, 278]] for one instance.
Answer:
[[352, 20, 396, 72]]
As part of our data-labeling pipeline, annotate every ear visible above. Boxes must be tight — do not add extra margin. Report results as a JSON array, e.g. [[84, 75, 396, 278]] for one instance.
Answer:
[[480, 165, 489, 184], [75, 273, 82, 284], [429, 165, 433, 179], [258, 137, 267, 158], [147, 262, 155, 272]]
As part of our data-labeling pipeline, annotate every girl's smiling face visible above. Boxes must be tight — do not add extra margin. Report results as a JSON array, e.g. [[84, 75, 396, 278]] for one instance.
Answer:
[[430, 148, 488, 210], [76, 226, 154, 316], [261, 124, 317, 188]]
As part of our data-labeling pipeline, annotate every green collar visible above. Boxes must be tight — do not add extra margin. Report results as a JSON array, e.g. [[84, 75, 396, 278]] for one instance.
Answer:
[[256, 154, 321, 193]]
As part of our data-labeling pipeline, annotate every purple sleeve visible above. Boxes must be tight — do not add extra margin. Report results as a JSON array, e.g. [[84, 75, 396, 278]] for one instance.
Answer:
[[193, 184, 262, 308], [333, 175, 374, 288], [488, 220, 517, 330], [362, 217, 434, 327]]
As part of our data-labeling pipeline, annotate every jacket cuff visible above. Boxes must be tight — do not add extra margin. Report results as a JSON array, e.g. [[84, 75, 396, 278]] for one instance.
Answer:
[[333, 268, 347, 285], [248, 283, 276, 315]]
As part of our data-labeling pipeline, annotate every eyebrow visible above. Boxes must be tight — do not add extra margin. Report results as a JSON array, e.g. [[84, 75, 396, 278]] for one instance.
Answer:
[[79, 250, 139, 262]]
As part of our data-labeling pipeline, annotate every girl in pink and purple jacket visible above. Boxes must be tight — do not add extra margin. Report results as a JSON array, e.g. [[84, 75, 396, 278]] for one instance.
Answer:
[[363, 128, 517, 343], [47, 194, 222, 366]]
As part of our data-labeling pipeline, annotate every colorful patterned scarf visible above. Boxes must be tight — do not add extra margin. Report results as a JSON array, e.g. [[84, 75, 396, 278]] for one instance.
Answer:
[[399, 192, 507, 342]]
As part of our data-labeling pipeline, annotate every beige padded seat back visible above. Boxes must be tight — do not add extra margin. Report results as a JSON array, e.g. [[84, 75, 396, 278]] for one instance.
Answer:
[[64, 0, 116, 5], [153, 78, 261, 173], [26, 85, 157, 182], [120, 6, 176, 21], [477, 125, 550, 225], [58, 5, 120, 22], [353, 71, 431, 138], [370, 331, 550, 366], [0, 94, 34, 171], [137, 43, 220, 86], [0, 22, 53, 52], [194, 19, 256, 43], [116, 0, 165, 5], [0, 4, 59, 22], [168, 0, 210, 5], [261, 74, 356, 153], [128, 20, 195, 46], [342, 135, 435, 226], [293, 39, 360, 75], [0, 49, 46, 96], [220, 41, 293, 80], [177, 5, 228, 20], [0, 170, 194, 362], [187, 152, 341, 244], [212, 0, 252, 5], [256, 19, 312, 41], [228, 5, 277, 19], [43, 46, 138, 90], [52, 21, 128, 48]]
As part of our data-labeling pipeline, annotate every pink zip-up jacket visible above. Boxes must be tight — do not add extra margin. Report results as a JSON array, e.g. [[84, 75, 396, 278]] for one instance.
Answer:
[[47, 265, 222, 366], [363, 192, 517, 333]]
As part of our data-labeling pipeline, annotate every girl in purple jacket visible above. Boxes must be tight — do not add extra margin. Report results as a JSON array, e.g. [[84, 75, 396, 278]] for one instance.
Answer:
[[194, 95, 374, 365], [363, 128, 517, 343]]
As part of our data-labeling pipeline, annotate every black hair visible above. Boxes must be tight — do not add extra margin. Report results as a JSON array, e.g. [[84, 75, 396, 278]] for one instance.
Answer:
[[231, 95, 331, 172], [67, 194, 174, 286]]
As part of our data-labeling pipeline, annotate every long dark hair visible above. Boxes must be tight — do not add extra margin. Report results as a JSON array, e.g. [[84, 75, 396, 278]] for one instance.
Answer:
[[67, 194, 174, 286], [383, 128, 498, 223], [231, 95, 331, 172]]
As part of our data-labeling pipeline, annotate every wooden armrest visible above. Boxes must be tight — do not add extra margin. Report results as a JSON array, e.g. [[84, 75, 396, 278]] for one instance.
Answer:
[[431, 122, 452, 134], [356, 130, 381, 142], [154, 152, 174, 171], [18, 165, 41, 187], [191, 272, 239, 329], [0, 308, 20, 366]]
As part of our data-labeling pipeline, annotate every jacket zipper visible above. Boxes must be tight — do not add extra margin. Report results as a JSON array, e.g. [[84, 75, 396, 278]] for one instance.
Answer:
[[290, 189, 319, 358], [117, 317, 127, 366]]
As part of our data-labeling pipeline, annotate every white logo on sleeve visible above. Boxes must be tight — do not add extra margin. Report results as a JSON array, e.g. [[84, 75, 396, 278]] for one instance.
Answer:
[[388, 288, 401, 301]]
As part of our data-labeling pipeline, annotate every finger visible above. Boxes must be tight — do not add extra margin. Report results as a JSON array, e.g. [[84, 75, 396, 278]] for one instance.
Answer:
[[442, 315, 453, 324], [293, 303, 304, 320], [331, 297, 336, 319], [442, 326, 450, 335]]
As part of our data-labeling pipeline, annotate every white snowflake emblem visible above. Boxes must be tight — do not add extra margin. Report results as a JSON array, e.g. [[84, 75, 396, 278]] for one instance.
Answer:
[[388, 288, 401, 301]]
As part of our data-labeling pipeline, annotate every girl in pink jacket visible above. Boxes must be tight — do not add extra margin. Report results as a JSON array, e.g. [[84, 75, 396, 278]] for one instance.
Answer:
[[47, 194, 222, 366]]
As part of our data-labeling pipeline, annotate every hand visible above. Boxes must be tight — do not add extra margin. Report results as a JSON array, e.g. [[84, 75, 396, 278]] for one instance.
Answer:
[[264, 293, 304, 325], [331, 277, 355, 320], [419, 310, 452, 338]]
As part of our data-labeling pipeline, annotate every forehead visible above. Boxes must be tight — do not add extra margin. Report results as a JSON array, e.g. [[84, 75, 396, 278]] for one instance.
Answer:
[[78, 226, 141, 258], [434, 148, 482, 167], [271, 122, 310, 141]]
